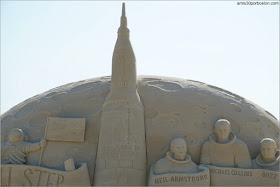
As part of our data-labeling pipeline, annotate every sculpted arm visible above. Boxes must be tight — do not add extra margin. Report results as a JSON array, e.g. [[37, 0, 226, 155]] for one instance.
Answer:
[[22, 139, 46, 153], [200, 142, 211, 165], [234, 142, 252, 169], [22, 142, 41, 153]]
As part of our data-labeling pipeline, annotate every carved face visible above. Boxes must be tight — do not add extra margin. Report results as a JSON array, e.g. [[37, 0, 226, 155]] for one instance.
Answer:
[[171, 139, 187, 160], [8, 129, 23, 143], [215, 124, 231, 142], [261, 141, 277, 160]]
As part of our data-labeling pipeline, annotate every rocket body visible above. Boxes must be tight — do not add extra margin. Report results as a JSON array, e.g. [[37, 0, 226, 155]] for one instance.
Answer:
[[94, 4, 146, 186], [94, 95, 146, 186]]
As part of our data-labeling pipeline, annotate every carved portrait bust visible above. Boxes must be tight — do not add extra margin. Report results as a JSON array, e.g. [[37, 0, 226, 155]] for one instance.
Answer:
[[252, 138, 279, 171], [153, 138, 198, 175], [200, 119, 252, 168]]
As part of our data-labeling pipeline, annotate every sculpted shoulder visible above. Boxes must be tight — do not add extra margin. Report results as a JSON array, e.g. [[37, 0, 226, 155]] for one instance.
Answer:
[[202, 140, 211, 147], [153, 157, 169, 175], [201, 140, 211, 151], [233, 138, 249, 150], [188, 160, 199, 172], [234, 138, 247, 145]]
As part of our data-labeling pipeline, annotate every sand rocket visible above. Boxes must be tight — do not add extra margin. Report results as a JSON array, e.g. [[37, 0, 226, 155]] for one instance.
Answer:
[[94, 3, 147, 186]]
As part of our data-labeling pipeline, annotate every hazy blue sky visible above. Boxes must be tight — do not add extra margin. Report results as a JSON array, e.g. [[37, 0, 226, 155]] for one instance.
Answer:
[[1, 1, 279, 119]]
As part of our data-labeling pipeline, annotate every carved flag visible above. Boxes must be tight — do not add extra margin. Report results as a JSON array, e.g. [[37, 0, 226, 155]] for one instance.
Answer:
[[45, 117, 86, 142]]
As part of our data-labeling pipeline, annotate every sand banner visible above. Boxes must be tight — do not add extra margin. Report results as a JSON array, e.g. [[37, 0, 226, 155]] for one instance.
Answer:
[[148, 165, 210, 186], [1, 163, 91, 186], [208, 165, 280, 186]]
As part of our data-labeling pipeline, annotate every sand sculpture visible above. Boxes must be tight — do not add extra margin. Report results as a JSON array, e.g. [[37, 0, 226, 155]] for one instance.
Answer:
[[252, 138, 279, 171], [1, 3, 279, 186], [93, 3, 146, 185], [1, 128, 47, 165], [200, 119, 252, 168], [153, 138, 198, 174]]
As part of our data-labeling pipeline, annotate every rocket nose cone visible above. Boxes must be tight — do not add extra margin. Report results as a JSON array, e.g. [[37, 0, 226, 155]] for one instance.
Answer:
[[122, 3, 126, 17]]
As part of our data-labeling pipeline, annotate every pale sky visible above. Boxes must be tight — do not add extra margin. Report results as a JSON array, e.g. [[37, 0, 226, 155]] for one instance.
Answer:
[[1, 1, 279, 119]]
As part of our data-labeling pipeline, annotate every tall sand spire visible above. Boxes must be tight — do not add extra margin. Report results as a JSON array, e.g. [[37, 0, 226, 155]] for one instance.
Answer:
[[94, 3, 146, 186], [121, 3, 127, 27], [111, 2, 136, 90]]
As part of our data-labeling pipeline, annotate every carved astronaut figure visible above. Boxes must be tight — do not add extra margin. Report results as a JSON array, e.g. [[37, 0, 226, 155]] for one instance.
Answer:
[[252, 138, 279, 171], [1, 128, 47, 165], [153, 138, 198, 174], [200, 119, 252, 168]]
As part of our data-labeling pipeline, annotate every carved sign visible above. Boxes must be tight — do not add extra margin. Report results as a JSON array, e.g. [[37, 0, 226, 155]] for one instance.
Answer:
[[1, 164, 90, 186], [148, 165, 210, 186], [208, 165, 280, 186], [46, 117, 86, 142]]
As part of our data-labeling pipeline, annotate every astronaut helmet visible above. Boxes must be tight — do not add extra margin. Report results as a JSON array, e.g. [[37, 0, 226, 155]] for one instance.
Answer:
[[8, 128, 25, 143]]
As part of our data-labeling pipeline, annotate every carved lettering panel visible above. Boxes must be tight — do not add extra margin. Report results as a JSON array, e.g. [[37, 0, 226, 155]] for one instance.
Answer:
[[0, 164, 90, 186]]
